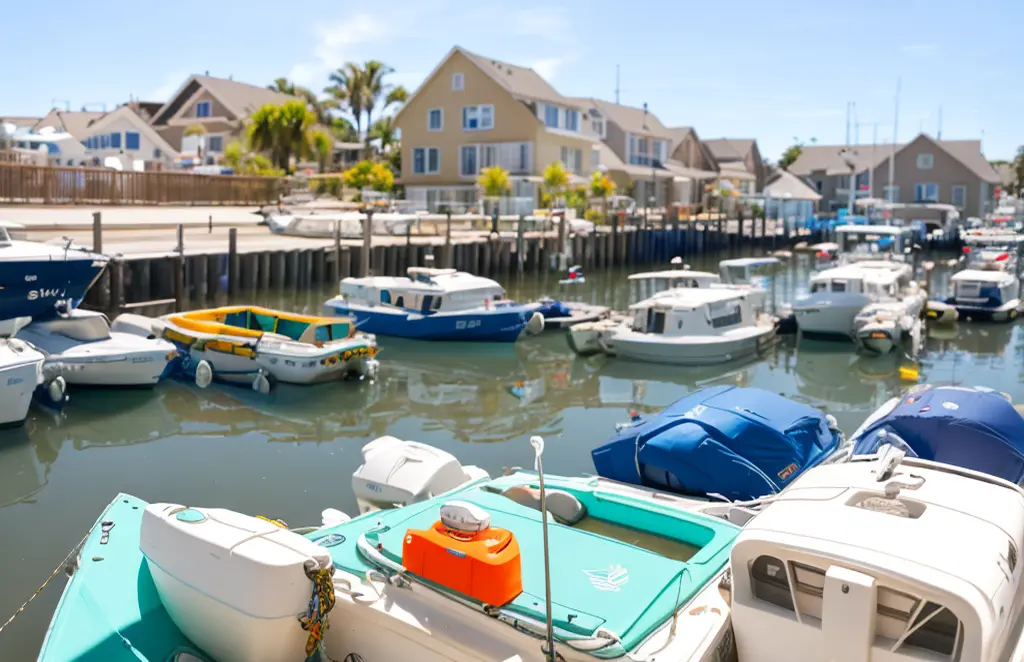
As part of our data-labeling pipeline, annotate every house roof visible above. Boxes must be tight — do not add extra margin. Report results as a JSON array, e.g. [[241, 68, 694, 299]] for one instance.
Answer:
[[666, 126, 720, 172], [789, 134, 1001, 183], [83, 106, 179, 157], [0, 116, 40, 129], [704, 138, 755, 163], [763, 170, 822, 201], [460, 48, 573, 107], [719, 161, 756, 181], [150, 74, 297, 126], [34, 110, 106, 139], [569, 98, 672, 138]]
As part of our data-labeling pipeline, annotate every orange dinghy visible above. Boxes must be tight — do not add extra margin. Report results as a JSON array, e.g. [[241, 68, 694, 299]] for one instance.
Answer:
[[401, 501, 522, 607]]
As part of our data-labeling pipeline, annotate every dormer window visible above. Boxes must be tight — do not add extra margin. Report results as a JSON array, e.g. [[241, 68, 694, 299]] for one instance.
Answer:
[[916, 153, 933, 169], [452, 73, 464, 91], [544, 104, 559, 128], [195, 101, 211, 118]]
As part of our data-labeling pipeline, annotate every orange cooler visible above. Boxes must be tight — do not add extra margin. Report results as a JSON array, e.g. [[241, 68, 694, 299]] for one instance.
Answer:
[[402, 519, 523, 606]]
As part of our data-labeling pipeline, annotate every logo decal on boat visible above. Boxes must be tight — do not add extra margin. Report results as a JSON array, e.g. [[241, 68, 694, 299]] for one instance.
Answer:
[[584, 564, 629, 591], [778, 463, 799, 480], [942, 401, 959, 411]]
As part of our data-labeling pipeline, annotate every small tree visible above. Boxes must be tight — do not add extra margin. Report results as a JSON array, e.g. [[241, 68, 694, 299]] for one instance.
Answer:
[[779, 136, 817, 171], [311, 130, 332, 172], [343, 160, 394, 194], [478, 166, 511, 197], [589, 170, 616, 222], [542, 161, 570, 209], [184, 124, 207, 161]]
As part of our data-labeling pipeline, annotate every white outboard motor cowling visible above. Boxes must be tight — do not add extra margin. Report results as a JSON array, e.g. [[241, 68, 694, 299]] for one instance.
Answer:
[[351, 436, 489, 514], [141, 503, 333, 662]]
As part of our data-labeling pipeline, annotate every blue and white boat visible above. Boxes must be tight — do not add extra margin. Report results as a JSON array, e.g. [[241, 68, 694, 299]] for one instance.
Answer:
[[0, 230, 108, 321], [324, 267, 545, 342], [944, 234, 1023, 322], [591, 385, 847, 501], [850, 384, 1024, 484]]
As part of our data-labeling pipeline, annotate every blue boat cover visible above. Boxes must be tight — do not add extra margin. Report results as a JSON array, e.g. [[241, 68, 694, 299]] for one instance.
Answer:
[[851, 385, 1024, 484], [592, 385, 843, 501]]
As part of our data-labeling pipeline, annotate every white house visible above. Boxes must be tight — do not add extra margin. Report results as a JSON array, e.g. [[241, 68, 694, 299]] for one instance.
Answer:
[[80, 106, 178, 169]]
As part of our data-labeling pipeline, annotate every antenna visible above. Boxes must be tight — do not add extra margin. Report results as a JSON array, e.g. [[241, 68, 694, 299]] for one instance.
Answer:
[[937, 106, 943, 140], [51, 99, 71, 112], [845, 102, 851, 146], [615, 65, 620, 104], [888, 78, 901, 204]]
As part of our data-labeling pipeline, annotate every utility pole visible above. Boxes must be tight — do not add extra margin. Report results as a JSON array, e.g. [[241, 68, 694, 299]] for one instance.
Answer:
[[888, 78, 901, 204]]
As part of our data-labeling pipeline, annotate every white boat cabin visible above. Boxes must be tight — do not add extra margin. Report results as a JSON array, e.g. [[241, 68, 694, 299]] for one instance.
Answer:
[[719, 257, 783, 286], [962, 231, 1024, 274], [730, 449, 1024, 662], [626, 268, 721, 302], [628, 288, 759, 337], [835, 225, 915, 261], [809, 263, 912, 299], [339, 268, 507, 313], [950, 269, 1019, 304]]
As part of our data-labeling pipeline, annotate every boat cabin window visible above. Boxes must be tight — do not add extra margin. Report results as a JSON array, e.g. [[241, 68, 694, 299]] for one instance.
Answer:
[[51, 314, 111, 341], [708, 299, 743, 329], [955, 281, 981, 298], [646, 309, 667, 334], [395, 295, 405, 308], [750, 555, 794, 611], [380, 290, 392, 305]]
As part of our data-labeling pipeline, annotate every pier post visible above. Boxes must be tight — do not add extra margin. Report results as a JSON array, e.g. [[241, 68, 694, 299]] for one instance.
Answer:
[[258, 252, 271, 291], [109, 259, 124, 316], [444, 210, 453, 268], [333, 220, 342, 282], [361, 210, 373, 276], [92, 211, 102, 254], [516, 215, 525, 277], [340, 246, 352, 279], [227, 228, 238, 298], [208, 214, 213, 234], [176, 224, 185, 255], [193, 254, 208, 300], [173, 253, 186, 310]]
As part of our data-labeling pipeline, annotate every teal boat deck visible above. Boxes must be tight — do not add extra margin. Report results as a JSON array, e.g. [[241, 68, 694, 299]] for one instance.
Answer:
[[308, 472, 739, 653], [37, 493, 208, 662]]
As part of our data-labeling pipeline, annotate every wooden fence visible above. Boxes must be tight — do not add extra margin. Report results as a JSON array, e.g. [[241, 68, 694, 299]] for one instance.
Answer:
[[0, 163, 285, 205], [0, 149, 21, 164]]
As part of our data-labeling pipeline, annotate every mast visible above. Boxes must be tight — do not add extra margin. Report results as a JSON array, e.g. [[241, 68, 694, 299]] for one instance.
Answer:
[[888, 78, 901, 203]]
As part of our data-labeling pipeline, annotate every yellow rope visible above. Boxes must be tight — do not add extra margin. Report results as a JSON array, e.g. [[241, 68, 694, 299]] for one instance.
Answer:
[[255, 515, 288, 528]]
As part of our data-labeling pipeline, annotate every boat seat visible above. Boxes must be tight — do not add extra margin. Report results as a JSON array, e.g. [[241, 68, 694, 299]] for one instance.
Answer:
[[500, 485, 587, 525]]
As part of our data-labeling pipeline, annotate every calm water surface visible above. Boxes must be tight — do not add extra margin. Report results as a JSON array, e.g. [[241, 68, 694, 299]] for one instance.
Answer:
[[1, 250, 1022, 658]]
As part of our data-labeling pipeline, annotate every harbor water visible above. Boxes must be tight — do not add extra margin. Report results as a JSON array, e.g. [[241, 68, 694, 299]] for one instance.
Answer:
[[1, 251, 1022, 658]]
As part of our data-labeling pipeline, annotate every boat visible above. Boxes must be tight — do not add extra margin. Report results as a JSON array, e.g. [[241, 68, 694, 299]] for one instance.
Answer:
[[266, 211, 417, 238], [0, 337, 66, 427], [324, 267, 545, 342], [849, 384, 1024, 484], [729, 445, 1024, 662], [0, 228, 108, 321], [574, 287, 778, 365], [591, 385, 847, 502], [851, 295, 925, 355], [119, 306, 379, 391], [535, 297, 610, 330], [15, 310, 178, 387], [943, 232, 1024, 322], [792, 261, 923, 339], [42, 437, 744, 662]]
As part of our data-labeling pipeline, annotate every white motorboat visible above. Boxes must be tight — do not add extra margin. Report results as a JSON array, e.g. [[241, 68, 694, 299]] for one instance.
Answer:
[[944, 230, 1024, 322], [731, 445, 1024, 662], [267, 211, 417, 238], [16, 310, 177, 387], [793, 261, 921, 339], [0, 338, 65, 427], [574, 287, 778, 366], [852, 296, 924, 355]]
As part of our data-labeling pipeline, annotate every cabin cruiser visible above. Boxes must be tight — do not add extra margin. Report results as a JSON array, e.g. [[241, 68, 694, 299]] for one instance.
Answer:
[[944, 230, 1023, 322], [325, 267, 545, 342], [42, 437, 744, 662], [730, 445, 1024, 662], [266, 211, 417, 237], [119, 306, 378, 391], [0, 228, 108, 320], [792, 260, 923, 343], [572, 287, 778, 365], [16, 310, 177, 387], [592, 385, 848, 501]]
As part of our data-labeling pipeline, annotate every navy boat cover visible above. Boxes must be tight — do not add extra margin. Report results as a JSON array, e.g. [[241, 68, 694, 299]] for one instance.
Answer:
[[851, 385, 1024, 484], [591, 385, 843, 501]]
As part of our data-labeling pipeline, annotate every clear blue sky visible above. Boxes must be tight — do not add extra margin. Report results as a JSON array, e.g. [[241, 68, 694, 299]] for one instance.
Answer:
[[4, 0, 1019, 161]]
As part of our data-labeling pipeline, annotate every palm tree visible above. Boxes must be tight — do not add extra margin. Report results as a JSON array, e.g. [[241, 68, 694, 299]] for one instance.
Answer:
[[246, 100, 315, 172], [326, 64, 366, 140], [362, 61, 409, 152], [270, 77, 334, 126], [311, 130, 333, 172], [268, 77, 298, 95], [369, 116, 398, 155]]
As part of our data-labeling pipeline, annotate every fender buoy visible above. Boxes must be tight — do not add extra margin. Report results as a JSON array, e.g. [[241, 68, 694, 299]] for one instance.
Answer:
[[194, 360, 213, 389], [48, 376, 66, 404], [525, 312, 545, 335], [252, 371, 272, 394]]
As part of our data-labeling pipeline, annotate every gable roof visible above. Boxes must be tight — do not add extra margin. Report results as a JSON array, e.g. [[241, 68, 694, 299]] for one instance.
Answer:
[[704, 138, 755, 163], [33, 110, 106, 139], [789, 134, 1001, 183], [150, 74, 297, 126], [569, 98, 672, 138], [764, 170, 822, 201], [395, 46, 575, 124], [666, 126, 719, 170], [83, 106, 179, 157]]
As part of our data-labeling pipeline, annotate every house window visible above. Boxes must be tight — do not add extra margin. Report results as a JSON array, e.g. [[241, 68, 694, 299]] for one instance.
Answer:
[[565, 110, 580, 132], [481, 144, 497, 168], [125, 132, 140, 150], [951, 184, 966, 207], [460, 145, 478, 176], [519, 143, 530, 172], [427, 108, 443, 131], [814, 180, 823, 192], [916, 153, 934, 169], [462, 105, 494, 131], [653, 140, 668, 166], [544, 105, 560, 128], [883, 185, 900, 202], [592, 118, 606, 138], [591, 148, 601, 169], [101, 135, 110, 149], [560, 146, 583, 173], [153, 148, 162, 159], [452, 73, 464, 91], [195, 101, 212, 118], [207, 135, 223, 153], [412, 147, 440, 175], [110, 133, 121, 149], [914, 182, 939, 202]]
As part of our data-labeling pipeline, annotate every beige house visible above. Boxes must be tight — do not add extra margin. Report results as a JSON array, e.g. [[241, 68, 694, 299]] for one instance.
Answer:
[[394, 46, 600, 213], [788, 134, 1001, 217], [703, 138, 765, 195], [149, 75, 297, 165]]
